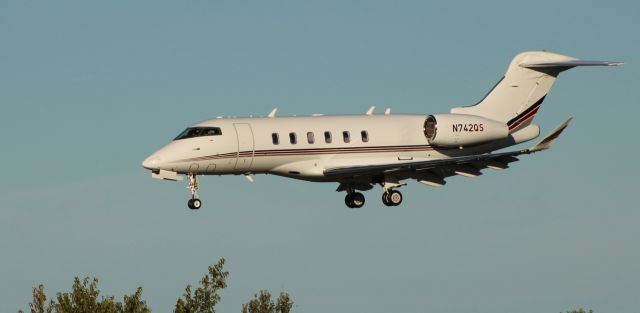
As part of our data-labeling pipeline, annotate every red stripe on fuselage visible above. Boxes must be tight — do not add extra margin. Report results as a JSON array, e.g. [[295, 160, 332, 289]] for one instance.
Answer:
[[508, 106, 540, 130], [175, 144, 438, 162]]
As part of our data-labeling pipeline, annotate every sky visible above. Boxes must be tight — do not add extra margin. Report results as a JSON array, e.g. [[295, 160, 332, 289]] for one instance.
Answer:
[[0, 1, 638, 312]]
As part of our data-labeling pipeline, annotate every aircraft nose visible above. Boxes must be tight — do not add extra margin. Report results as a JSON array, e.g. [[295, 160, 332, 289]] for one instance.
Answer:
[[142, 155, 162, 170]]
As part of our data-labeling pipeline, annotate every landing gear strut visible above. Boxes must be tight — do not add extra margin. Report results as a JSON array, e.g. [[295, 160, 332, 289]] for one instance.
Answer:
[[186, 174, 202, 210], [380, 177, 404, 207]]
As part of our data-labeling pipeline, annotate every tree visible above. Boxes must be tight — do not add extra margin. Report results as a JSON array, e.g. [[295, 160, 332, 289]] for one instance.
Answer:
[[241, 290, 293, 313], [19, 277, 150, 313], [122, 287, 150, 313], [173, 258, 229, 313], [563, 309, 593, 313], [22, 284, 53, 313], [20, 258, 291, 313]]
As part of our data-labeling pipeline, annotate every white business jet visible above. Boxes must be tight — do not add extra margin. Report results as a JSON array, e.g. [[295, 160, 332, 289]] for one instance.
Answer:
[[142, 51, 621, 210]]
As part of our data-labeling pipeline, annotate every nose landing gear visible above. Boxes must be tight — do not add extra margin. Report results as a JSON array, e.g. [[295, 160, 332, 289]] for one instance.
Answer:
[[188, 198, 202, 210], [186, 174, 202, 210]]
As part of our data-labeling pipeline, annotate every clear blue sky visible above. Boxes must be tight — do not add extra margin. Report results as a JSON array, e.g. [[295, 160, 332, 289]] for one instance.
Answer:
[[1, 1, 638, 312]]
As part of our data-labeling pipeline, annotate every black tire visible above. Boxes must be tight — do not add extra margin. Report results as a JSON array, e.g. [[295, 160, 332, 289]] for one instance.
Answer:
[[382, 192, 393, 206], [187, 199, 195, 209], [344, 194, 354, 208], [351, 192, 365, 208], [192, 198, 202, 210], [388, 190, 403, 206]]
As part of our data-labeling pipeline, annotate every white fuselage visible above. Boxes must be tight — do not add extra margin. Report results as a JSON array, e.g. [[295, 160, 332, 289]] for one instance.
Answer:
[[141, 51, 619, 209], [142, 114, 530, 183]]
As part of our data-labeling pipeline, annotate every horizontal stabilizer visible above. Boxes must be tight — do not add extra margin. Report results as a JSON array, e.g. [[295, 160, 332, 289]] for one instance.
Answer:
[[530, 117, 573, 152], [521, 60, 624, 68]]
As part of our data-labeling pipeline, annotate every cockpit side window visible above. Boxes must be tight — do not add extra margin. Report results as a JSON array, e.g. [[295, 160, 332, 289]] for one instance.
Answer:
[[202, 128, 222, 136], [174, 127, 222, 140]]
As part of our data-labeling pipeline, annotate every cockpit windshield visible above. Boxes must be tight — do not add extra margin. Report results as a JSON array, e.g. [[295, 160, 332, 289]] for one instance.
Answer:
[[174, 127, 222, 140]]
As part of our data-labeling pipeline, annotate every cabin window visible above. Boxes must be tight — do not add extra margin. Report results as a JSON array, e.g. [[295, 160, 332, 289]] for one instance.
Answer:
[[174, 127, 222, 140], [307, 132, 315, 144], [342, 131, 350, 143], [289, 132, 297, 144], [272, 133, 279, 145], [324, 131, 332, 143], [361, 130, 369, 142]]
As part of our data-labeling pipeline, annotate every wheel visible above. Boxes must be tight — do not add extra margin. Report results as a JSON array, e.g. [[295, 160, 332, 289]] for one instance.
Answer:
[[188, 198, 202, 210], [351, 192, 365, 208], [344, 194, 355, 208], [191, 198, 202, 210], [382, 192, 393, 206], [388, 190, 403, 206]]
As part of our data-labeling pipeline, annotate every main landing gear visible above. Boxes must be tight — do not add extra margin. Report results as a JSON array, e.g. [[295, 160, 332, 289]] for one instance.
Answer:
[[345, 192, 365, 208], [187, 174, 202, 210], [342, 186, 403, 208], [382, 190, 403, 206]]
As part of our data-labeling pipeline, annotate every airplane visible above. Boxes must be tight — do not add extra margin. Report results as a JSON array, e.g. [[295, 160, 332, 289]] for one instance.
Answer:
[[142, 51, 622, 210]]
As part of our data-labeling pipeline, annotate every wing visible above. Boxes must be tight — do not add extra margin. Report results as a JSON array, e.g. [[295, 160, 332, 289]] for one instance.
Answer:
[[324, 117, 573, 181]]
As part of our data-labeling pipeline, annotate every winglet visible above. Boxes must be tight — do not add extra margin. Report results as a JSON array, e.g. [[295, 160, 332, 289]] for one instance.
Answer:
[[268, 108, 277, 118], [530, 117, 573, 152]]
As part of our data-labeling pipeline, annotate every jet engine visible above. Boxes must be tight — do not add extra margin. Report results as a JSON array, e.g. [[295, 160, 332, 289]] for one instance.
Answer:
[[424, 114, 509, 147]]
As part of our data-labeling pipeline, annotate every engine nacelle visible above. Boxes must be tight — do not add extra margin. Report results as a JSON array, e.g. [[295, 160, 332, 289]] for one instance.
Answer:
[[424, 114, 509, 147]]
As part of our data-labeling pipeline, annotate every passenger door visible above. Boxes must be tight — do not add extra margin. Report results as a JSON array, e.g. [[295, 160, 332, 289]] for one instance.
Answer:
[[234, 123, 254, 171]]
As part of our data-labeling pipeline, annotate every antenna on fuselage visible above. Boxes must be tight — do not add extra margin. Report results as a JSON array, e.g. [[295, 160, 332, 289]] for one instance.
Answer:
[[384, 108, 391, 115], [366, 106, 375, 115], [267, 108, 277, 118]]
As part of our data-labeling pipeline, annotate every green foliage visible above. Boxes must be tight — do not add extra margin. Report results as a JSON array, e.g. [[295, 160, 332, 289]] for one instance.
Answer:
[[241, 290, 293, 313], [173, 258, 229, 313], [20, 284, 53, 313], [20, 258, 292, 313], [19, 278, 150, 313], [123, 287, 150, 313]]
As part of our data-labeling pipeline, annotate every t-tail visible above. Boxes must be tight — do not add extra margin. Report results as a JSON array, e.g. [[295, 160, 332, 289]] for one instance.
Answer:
[[451, 51, 623, 132]]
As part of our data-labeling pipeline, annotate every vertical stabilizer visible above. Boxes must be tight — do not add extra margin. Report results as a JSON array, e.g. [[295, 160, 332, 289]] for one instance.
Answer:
[[450, 51, 621, 132]]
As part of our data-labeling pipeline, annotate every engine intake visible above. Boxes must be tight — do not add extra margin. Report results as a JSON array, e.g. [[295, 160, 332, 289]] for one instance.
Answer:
[[424, 114, 509, 147]]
